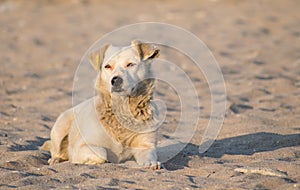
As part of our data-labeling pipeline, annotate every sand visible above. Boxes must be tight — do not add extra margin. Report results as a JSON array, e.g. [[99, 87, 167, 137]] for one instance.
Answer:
[[0, 0, 299, 189]]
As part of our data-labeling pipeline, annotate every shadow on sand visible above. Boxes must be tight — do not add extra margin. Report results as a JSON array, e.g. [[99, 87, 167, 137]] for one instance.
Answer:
[[164, 132, 300, 170], [8, 136, 49, 152]]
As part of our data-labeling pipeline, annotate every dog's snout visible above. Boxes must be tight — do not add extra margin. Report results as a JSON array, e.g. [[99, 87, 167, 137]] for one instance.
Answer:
[[111, 76, 123, 87]]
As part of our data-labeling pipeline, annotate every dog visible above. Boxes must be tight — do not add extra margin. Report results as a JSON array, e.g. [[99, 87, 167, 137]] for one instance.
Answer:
[[41, 40, 161, 169]]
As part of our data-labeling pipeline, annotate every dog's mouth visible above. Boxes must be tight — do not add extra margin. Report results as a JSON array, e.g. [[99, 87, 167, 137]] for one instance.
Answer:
[[111, 86, 125, 93], [111, 86, 132, 96], [111, 86, 137, 97], [111, 86, 123, 92]]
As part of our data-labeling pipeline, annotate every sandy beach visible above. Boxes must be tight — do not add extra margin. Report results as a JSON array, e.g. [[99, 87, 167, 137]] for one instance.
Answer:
[[0, 0, 299, 189]]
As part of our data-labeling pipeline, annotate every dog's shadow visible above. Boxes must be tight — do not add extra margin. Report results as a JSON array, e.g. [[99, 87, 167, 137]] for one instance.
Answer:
[[162, 132, 300, 170], [8, 136, 49, 152]]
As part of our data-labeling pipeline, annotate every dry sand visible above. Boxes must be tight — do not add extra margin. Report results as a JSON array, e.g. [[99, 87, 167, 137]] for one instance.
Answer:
[[0, 0, 300, 189]]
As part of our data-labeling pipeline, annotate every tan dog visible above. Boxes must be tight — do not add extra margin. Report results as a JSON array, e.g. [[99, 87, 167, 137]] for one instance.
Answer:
[[42, 40, 161, 169]]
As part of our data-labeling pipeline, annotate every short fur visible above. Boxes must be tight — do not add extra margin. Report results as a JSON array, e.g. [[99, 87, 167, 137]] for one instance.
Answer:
[[41, 40, 161, 169]]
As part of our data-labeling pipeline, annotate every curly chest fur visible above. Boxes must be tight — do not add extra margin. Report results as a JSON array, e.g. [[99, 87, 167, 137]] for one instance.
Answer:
[[96, 95, 154, 146]]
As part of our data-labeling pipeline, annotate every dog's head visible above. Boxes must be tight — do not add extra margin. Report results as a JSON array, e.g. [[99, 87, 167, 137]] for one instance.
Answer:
[[89, 40, 160, 96]]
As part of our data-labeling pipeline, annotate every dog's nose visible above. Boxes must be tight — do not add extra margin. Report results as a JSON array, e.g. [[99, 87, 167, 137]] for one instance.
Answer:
[[111, 76, 123, 87]]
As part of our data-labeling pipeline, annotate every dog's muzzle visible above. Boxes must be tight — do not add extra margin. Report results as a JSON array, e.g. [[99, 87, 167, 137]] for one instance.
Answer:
[[111, 76, 123, 92]]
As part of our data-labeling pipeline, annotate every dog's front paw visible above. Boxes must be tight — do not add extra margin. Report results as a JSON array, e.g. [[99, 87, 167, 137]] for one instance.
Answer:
[[142, 161, 162, 170], [48, 158, 59, 165]]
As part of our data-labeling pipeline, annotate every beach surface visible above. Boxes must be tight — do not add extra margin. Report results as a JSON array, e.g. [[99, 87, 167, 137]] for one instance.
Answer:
[[0, 0, 299, 189]]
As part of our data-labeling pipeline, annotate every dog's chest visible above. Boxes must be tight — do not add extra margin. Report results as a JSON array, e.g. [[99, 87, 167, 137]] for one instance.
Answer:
[[98, 111, 138, 146]]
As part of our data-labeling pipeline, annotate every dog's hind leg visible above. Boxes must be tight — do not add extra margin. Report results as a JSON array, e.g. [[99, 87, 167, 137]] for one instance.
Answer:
[[48, 109, 74, 165], [70, 141, 107, 165]]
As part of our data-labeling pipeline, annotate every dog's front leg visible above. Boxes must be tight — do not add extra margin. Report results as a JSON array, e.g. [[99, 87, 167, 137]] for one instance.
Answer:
[[134, 147, 161, 170], [131, 132, 161, 169]]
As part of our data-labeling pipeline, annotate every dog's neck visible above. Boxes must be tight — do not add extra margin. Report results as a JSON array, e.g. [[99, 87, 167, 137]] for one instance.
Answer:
[[95, 79, 159, 134]]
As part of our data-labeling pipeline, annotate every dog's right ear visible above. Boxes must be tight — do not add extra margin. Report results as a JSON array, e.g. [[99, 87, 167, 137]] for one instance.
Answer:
[[88, 44, 111, 71]]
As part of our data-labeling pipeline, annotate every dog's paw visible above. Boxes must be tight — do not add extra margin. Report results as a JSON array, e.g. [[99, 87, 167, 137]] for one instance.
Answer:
[[143, 161, 162, 170], [48, 158, 59, 165], [82, 159, 106, 165]]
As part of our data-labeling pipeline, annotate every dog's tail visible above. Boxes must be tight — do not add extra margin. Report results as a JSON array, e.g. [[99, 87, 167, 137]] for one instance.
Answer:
[[40, 140, 51, 151]]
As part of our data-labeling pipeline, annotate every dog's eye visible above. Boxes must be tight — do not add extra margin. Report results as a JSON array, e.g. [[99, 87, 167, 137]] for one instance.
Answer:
[[104, 65, 112, 69], [126, 62, 136, 68]]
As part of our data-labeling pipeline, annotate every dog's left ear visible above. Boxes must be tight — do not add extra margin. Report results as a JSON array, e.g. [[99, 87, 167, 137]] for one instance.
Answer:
[[89, 44, 111, 71], [132, 40, 160, 61]]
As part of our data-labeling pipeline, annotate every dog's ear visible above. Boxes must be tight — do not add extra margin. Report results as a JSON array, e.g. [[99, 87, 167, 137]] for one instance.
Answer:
[[89, 44, 110, 71], [132, 40, 160, 61]]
